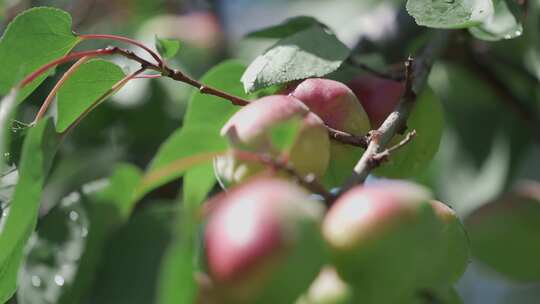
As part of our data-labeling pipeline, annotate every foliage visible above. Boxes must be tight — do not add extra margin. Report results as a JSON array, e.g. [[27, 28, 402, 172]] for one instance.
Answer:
[[0, 1, 538, 303]]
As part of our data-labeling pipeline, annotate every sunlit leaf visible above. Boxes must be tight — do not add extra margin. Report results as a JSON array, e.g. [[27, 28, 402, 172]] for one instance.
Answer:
[[0, 7, 80, 101]]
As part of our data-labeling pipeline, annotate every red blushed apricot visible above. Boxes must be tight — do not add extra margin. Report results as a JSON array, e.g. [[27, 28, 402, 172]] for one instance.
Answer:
[[290, 78, 370, 135], [322, 180, 440, 304], [204, 178, 326, 304], [214, 95, 330, 187], [348, 75, 404, 129], [289, 78, 371, 188]]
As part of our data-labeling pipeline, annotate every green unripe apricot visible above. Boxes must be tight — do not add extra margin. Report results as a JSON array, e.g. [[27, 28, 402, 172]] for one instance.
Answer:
[[214, 95, 330, 188], [424, 200, 469, 286], [322, 180, 441, 304], [465, 181, 540, 282], [296, 266, 353, 304], [204, 178, 327, 304]]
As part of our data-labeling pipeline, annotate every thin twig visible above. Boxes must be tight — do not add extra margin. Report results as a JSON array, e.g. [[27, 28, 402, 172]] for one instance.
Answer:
[[339, 31, 450, 193], [78, 33, 163, 66], [235, 150, 333, 203], [162, 66, 249, 106], [326, 125, 369, 148], [371, 130, 416, 164]]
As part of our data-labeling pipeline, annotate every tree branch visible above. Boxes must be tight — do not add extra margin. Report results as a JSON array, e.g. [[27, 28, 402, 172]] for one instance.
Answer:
[[340, 31, 450, 192], [161, 66, 249, 106], [235, 150, 334, 203], [326, 125, 369, 149]]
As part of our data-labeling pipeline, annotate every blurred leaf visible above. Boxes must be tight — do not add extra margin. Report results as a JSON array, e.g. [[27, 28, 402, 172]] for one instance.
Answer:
[[0, 7, 80, 101], [437, 131, 510, 217], [0, 89, 18, 166], [18, 191, 89, 304], [268, 117, 302, 153], [374, 87, 444, 179], [466, 181, 540, 282], [56, 59, 125, 132], [406, 0, 494, 29], [0, 119, 59, 303], [246, 16, 327, 39], [182, 163, 215, 208], [155, 36, 181, 59], [137, 127, 228, 200], [157, 203, 197, 304], [0, 166, 17, 211], [181, 60, 250, 204], [89, 204, 177, 304], [241, 25, 350, 93], [469, 0, 523, 41], [57, 164, 142, 304], [184, 60, 248, 127]]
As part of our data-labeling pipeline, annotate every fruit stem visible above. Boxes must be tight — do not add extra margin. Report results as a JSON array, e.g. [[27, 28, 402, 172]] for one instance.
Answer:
[[31, 56, 91, 125], [79, 34, 163, 67], [18, 49, 117, 89], [61, 67, 146, 136], [234, 150, 334, 203]]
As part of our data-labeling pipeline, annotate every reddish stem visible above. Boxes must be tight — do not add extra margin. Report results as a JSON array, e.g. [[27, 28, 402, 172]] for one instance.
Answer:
[[19, 49, 116, 88], [32, 56, 91, 124], [79, 34, 163, 66]]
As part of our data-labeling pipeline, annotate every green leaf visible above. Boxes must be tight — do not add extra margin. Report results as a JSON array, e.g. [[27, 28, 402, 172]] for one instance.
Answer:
[[181, 60, 250, 204], [136, 127, 228, 200], [157, 204, 197, 304], [241, 25, 350, 93], [0, 119, 59, 303], [466, 183, 540, 282], [406, 0, 494, 29], [246, 16, 327, 39], [0, 89, 18, 166], [57, 164, 142, 303], [469, 0, 523, 41], [268, 117, 302, 152], [155, 36, 181, 59], [184, 60, 248, 127], [88, 205, 177, 304], [55, 59, 125, 132], [0, 7, 81, 101]]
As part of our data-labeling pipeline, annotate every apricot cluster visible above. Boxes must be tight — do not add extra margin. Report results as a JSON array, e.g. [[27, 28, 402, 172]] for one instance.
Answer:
[[201, 178, 468, 304], [200, 77, 460, 303]]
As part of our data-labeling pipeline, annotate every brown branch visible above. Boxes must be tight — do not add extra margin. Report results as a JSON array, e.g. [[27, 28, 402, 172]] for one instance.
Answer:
[[371, 129, 417, 165], [161, 67, 249, 106], [326, 125, 369, 148], [235, 150, 333, 203], [340, 31, 450, 192]]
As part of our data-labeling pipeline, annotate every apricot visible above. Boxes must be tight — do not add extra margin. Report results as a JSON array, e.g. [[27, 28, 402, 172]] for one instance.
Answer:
[[204, 178, 327, 304], [290, 78, 370, 188], [214, 95, 330, 187], [322, 180, 441, 304]]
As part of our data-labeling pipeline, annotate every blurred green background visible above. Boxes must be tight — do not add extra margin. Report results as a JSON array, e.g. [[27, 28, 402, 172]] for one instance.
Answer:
[[1, 0, 539, 303]]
